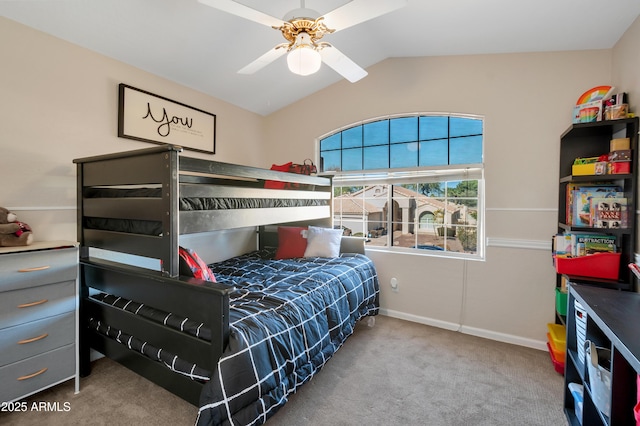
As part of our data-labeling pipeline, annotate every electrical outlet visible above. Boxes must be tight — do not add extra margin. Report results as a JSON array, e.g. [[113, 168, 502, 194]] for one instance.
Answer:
[[390, 277, 399, 292]]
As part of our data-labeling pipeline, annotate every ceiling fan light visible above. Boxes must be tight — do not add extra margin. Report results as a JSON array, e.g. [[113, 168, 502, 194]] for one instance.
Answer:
[[287, 45, 321, 76]]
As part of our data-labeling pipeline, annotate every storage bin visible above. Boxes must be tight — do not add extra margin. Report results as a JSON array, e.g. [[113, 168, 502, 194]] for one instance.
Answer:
[[572, 163, 597, 176], [547, 342, 565, 375], [556, 287, 568, 316], [586, 340, 612, 418], [547, 323, 566, 350], [604, 103, 629, 120], [568, 382, 584, 425], [575, 300, 587, 366], [547, 332, 566, 359], [555, 252, 620, 280]]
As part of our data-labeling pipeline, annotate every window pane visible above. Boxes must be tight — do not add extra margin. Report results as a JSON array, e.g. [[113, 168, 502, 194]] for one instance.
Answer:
[[334, 185, 364, 197], [320, 133, 341, 150], [452, 199, 478, 226], [390, 190, 417, 248], [361, 184, 387, 246], [418, 209, 436, 227], [450, 117, 482, 137], [390, 117, 418, 143], [419, 139, 448, 166], [334, 190, 366, 238], [398, 183, 417, 192], [342, 148, 362, 171], [456, 225, 478, 253], [363, 120, 389, 146], [391, 221, 417, 248], [419, 116, 448, 140], [450, 135, 482, 164], [390, 142, 418, 168], [418, 182, 445, 197], [366, 221, 388, 246], [364, 145, 389, 169], [321, 150, 341, 172], [447, 180, 478, 198], [342, 126, 362, 148]]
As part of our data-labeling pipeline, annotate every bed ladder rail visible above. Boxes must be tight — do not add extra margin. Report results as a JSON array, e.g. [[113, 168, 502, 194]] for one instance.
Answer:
[[79, 258, 232, 376]]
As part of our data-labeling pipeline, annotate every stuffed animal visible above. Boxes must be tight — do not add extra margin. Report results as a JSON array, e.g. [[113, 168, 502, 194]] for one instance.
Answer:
[[0, 207, 33, 247]]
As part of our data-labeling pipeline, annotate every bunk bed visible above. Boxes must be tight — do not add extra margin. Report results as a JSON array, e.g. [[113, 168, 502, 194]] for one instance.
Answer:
[[73, 145, 380, 426]]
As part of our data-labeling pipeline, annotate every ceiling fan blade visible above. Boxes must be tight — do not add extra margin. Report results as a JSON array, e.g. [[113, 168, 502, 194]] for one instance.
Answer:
[[321, 0, 407, 32], [319, 45, 367, 83], [197, 0, 286, 28], [238, 45, 288, 74]]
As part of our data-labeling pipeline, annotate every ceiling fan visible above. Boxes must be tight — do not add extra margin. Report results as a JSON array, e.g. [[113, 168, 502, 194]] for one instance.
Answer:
[[197, 0, 407, 82]]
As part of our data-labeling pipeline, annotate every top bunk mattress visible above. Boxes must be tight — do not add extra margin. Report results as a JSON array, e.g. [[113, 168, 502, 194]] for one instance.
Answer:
[[83, 186, 330, 236], [84, 187, 329, 210]]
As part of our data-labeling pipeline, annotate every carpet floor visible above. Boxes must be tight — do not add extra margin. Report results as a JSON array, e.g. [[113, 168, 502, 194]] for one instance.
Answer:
[[0, 315, 566, 426]]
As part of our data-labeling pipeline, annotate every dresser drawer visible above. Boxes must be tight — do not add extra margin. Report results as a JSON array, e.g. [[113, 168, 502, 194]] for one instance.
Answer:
[[0, 312, 75, 368], [0, 247, 77, 292], [0, 344, 75, 403], [0, 281, 76, 329]]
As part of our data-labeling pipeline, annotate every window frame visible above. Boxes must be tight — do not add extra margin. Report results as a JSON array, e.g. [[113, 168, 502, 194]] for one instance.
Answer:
[[318, 113, 485, 260]]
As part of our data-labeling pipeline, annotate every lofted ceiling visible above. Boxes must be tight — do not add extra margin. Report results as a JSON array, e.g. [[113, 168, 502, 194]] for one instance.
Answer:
[[1, 0, 640, 116]]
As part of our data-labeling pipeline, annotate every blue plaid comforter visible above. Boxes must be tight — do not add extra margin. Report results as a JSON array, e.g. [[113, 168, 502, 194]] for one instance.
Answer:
[[196, 250, 379, 426]]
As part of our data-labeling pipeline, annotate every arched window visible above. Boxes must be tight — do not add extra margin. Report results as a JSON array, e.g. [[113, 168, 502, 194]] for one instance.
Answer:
[[321, 114, 484, 258]]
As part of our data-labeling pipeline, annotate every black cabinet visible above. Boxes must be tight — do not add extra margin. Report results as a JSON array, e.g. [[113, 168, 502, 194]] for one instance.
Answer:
[[564, 285, 640, 425], [556, 117, 639, 299], [557, 117, 640, 424]]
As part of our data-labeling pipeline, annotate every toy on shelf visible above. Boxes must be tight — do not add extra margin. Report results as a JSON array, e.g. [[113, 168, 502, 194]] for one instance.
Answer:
[[0, 207, 33, 246], [573, 85, 615, 123]]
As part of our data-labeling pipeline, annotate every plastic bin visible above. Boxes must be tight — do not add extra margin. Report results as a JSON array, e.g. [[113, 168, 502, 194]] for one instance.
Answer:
[[547, 342, 565, 375], [572, 163, 597, 176], [568, 382, 584, 425], [556, 287, 568, 316], [547, 323, 566, 351], [547, 332, 566, 359], [555, 252, 620, 280]]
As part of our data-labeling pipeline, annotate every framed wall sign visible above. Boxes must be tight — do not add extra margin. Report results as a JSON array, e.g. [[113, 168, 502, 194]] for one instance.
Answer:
[[118, 83, 216, 154]]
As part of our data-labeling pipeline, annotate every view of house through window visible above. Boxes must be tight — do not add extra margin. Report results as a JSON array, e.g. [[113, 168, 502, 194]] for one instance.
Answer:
[[320, 114, 484, 257]]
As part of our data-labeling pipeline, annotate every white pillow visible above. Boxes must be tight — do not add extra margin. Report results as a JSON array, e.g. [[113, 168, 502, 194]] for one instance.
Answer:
[[303, 226, 342, 258]]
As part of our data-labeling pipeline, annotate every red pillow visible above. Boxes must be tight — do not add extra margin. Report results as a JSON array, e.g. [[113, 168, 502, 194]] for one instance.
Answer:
[[265, 162, 292, 189], [274, 226, 308, 259], [179, 246, 216, 282]]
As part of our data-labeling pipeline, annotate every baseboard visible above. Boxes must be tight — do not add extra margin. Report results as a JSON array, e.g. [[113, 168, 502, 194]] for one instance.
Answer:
[[459, 325, 547, 351], [379, 308, 547, 351], [379, 308, 460, 331]]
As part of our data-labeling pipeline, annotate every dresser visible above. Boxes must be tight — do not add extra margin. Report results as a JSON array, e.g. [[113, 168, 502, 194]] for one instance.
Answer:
[[0, 241, 79, 403]]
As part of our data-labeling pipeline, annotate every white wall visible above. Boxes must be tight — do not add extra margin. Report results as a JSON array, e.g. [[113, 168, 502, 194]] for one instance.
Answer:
[[263, 50, 618, 349], [612, 15, 640, 110], [0, 17, 266, 242], [612, 15, 640, 261]]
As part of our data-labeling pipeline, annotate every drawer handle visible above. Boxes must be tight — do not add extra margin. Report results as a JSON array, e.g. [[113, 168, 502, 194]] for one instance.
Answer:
[[17, 368, 48, 381], [18, 333, 49, 344], [18, 265, 51, 273], [17, 299, 49, 308]]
